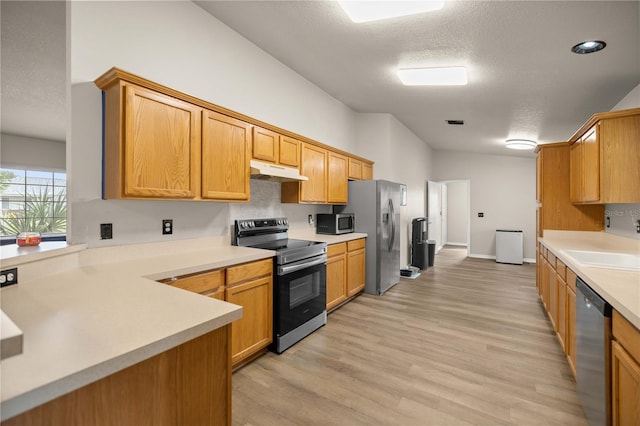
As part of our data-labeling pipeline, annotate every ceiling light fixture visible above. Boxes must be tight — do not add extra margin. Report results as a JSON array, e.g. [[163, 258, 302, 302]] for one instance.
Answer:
[[505, 139, 537, 150], [338, 1, 444, 23], [571, 40, 606, 54], [398, 67, 468, 86]]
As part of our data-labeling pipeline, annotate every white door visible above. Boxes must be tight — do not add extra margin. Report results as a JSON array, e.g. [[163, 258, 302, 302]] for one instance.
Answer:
[[427, 181, 443, 251]]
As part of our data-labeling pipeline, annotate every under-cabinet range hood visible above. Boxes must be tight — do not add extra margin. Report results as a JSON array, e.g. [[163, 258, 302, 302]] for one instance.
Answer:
[[250, 160, 308, 182]]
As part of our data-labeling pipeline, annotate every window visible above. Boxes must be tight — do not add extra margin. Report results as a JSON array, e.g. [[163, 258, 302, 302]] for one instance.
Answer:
[[0, 168, 67, 238]]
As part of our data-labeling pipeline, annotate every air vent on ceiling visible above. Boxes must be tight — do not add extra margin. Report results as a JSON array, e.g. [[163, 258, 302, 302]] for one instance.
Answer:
[[446, 120, 464, 125]]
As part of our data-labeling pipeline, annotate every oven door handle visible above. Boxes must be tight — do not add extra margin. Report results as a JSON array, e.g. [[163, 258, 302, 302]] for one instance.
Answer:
[[278, 255, 327, 275]]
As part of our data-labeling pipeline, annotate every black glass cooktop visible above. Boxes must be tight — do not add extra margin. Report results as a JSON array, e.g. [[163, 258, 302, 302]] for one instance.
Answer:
[[253, 239, 324, 252]]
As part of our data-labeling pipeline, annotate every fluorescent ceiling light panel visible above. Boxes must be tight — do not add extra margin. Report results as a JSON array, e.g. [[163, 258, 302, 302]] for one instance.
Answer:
[[398, 67, 468, 86], [505, 139, 537, 150], [338, 1, 444, 23]]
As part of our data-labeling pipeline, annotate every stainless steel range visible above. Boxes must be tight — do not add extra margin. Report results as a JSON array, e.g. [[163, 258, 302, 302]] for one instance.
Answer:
[[232, 217, 327, 353]]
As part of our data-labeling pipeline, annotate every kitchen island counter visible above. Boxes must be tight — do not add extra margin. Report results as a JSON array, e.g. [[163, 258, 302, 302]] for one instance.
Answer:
[[0, 240, 275, 421]]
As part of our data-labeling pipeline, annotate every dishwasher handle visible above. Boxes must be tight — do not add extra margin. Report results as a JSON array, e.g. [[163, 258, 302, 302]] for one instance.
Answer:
[[576, 278, 611, 317]]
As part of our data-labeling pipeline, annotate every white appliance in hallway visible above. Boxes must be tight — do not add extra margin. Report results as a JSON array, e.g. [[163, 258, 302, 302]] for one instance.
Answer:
[[335, 180, 402, 295], [495, 229, 523, 264]]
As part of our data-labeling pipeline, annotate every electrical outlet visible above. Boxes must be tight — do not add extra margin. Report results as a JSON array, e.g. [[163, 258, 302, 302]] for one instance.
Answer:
[[478, 212, 484, 218], [100, 223, 113, 240], [606, 216, 610, 228], [0, 267, 18, 287], [308, 214, 314, 225], [163, 219, 173, 235]]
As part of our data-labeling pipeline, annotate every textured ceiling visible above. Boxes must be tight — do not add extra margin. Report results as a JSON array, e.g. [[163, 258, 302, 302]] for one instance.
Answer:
[[1, 1, 66, 142], [196, 0, 640, 157]]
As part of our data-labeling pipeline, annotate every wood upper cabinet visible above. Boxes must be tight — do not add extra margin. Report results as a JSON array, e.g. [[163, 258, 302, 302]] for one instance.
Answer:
[[252, 126, 279, 163], [612, 310, 640, 426], [281, 143, 327, 203], [346, 239, 366, 297], [328, 151, 348, 204], [279, 135, 301, 168], [105, 83, 202, 200], [202, 110, 251, 201], [225, 259, 273, 368], [536, 143, 604, 238], [326, 243, 348, 311], [569, 109, 640, 204], [348, 158, 362, 180], [362, 162, 373, 180]]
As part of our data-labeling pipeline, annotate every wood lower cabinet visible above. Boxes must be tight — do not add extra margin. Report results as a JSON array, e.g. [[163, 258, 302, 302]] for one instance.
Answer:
[[161, 268, 225, 301], [225, 259, 273, 368], [327, 151, 348, 204], [346, 239, 366, 297], [326, 238, 366, 311], [611, 310, 640, 426], [202, 110, 251, 201], [326, 242, 348, 311], [2, 327, 231, 426]]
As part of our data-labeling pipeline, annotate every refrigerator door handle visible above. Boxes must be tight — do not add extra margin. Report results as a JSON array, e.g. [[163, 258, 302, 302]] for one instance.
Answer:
[[388, 199, 395, 252]]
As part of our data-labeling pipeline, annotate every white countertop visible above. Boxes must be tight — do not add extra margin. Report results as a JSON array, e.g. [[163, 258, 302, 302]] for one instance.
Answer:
[[288, 229, 367, 244], [539, 230, 640, 330], [1, 241, 87, 268], [0, 242, 275, 421]]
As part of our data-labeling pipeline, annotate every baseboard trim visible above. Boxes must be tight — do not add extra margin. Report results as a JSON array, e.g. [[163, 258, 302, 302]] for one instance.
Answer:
[[469, 254, 536, 264], [445, 242, 467, 247]]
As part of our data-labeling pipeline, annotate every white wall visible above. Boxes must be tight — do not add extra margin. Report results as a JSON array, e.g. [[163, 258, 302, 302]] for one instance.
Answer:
[[445, 181, 469, 246], [611, 83, 640, 111], [0, 133, 65, 171], [69, 1, 354, 246], [433, 150, 536, 261], [355, 114, 433, 268]]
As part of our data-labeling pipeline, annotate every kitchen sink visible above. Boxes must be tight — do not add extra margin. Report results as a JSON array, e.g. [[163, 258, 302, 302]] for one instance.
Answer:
[[563, 250, 640, 271]]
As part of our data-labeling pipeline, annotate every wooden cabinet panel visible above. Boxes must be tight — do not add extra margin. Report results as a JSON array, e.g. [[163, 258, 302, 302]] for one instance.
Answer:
[[279, 135, 301, 168], [123, 84, 201, 199], [601, 115, 640, 203], [347, 244, 366, 297], [348, 158, 363, 180], [226, 275, 273, 367], [557, 275, 567, 352], [326, 246, 347, 311], [327, 151, 348, 204], [227, 259, 272, 286], [362, 163, 373, 180], [567, 286, 577, 376], [161, 269, 224, 295], [613, 310, 640, 363], [541, 257, 549, 310], [201, 110, 251, 201], [612, 341, 640, 426], [582, 126, 600, 202], [547, 260, 558, 331], [282, 143, 328, 203], [347, 238, 366, 251], [3, 327, 231, 426], [569, 141, 582, 203], [252, 126, 279, 163]]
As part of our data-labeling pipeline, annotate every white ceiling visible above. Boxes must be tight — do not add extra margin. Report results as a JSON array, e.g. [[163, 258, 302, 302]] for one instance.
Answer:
[[196, 0, 640, 157], [1, 1, 66, 142]]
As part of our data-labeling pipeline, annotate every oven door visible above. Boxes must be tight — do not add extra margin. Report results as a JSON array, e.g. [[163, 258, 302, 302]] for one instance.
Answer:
[[275, 256, 326, 336]]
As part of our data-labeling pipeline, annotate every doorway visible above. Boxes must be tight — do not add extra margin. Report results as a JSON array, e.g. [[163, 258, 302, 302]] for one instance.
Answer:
[[427, 180, 470, 256]]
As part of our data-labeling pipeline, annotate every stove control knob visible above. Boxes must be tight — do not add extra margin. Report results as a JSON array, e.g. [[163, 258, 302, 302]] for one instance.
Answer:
[[284, 219, 288, 225], [250, 221, 255, 227], [277, 219, 282, 225], [240, 221, 246, 229]]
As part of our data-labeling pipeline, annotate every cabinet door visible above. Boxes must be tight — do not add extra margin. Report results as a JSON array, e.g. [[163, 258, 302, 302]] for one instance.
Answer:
[[569, 141, 583, 203], [201, 110, 251, 201], [557, 275, 567, 352], [226, 276, 273, 366], [347, 247, 366, 297], [362, 163, 373, 180], [612, 341, 640, 426], [327, 151, 348, 204], [299, 144, 327, 203], [124, 84, 200, 199], [348, 158, 363, 180], [536, 153, 542, 204], [252, 126, 279, 163], [326, 246, 347, 311], [582, 126, 600, 202], [547, 260, 558, 330], [601, 115, 640, 203], [279, 135, 301, 168]]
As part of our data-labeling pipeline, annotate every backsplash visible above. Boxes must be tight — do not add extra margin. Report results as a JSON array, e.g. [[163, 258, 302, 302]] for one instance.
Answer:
[[605, 203, 640, 240]]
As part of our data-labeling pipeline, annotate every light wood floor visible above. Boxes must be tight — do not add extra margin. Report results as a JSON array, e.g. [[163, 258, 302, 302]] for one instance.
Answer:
[[232, 246, 588, 426]]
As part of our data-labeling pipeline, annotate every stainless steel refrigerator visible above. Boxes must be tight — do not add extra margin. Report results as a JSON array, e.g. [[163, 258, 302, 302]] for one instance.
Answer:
[[336, 180, 402, 295]]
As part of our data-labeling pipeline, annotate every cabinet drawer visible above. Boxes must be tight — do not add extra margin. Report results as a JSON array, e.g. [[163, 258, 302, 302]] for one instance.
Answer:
[[328, 242, 347, 257], [613, 310, 640, 364], [347, 238, 366, 251], [227, 258, 273, 286], [556, 259, 567, 281], [547, 252, 556, 269], [162, 269, 224, 294]]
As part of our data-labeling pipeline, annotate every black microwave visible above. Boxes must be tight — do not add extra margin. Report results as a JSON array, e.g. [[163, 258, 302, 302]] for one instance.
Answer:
[[316, 213, 355, 235]]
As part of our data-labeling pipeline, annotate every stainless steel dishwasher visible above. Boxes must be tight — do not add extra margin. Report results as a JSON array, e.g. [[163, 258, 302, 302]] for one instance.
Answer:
[[576, 277, 612, 426]]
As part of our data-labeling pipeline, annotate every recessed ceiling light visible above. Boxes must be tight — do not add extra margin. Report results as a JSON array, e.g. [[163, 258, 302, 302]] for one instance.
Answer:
[[571, 40, 606, 54], [505, 139, 537, 150], [338, 1, 444, 23], [398, 67, 468, 86]]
